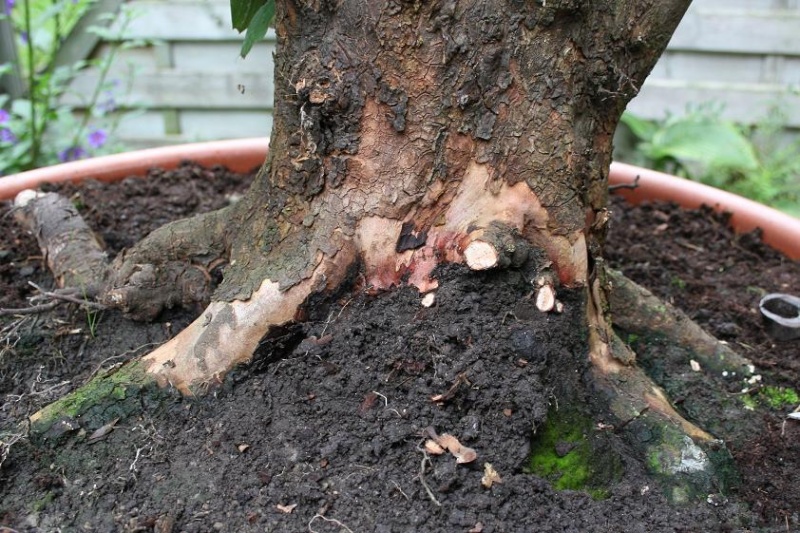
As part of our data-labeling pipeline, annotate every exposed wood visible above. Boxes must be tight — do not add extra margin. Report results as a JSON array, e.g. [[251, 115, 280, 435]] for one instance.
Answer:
[[534, 273, 557, 313], [463, 224, 531, 272], [464, 241, 499, 271], [535, 285, 556, 313], [420, 293, 436, 308]]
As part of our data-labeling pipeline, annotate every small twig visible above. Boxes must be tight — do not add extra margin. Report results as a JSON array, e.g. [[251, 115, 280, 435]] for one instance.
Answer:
[[319, 310, 335, 338], [392, 480, 410, 501], [28, 282, 108, 310], [85, 342, 163, 383], [308, 514, 354, 533], [608, 175, 640, 192], [676, 239, 704, 253], [416, 444, 442, 506], [0, 301, 61, 317], [336, 297, 354, 319], [129, 446, 144, 472], [0, 430, 26, 469], [372, 391, 389, 407], [30, 380, 71, 398]]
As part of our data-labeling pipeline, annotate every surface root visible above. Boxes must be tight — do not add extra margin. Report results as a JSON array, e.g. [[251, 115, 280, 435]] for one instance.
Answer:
[[607, 268, 753, 375]]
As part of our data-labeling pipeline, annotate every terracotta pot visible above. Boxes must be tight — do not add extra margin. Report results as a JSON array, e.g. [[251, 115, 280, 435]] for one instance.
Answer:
[[0, 138, 270, 199], [609, 162, 800, 260], [2, 139, 798, 259]]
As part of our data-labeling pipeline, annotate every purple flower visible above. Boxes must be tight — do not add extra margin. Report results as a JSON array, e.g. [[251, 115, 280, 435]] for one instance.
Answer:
[[0, 108, 12, 143], [0, 128, 16, 144], [87, 128, 108, 149], [58, 146, 87, 162], [3, 0, 13, 15], [19, 31, 28, 44]]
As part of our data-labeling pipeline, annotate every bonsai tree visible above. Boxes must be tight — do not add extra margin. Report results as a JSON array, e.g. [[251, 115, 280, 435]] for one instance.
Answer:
[[14, 0, 751, 500]]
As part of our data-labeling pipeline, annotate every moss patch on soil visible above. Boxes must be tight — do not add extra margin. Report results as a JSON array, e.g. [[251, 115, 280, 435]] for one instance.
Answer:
[[526, 408, 622, 499], [29, 361, 169, 444]]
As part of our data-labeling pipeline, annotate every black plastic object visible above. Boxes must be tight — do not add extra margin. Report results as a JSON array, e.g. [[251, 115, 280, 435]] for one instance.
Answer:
[[759, 293, 800, 341]]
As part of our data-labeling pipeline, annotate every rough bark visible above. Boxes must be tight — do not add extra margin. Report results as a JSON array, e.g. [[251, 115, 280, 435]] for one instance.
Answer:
[[14, 191, 110, 297]]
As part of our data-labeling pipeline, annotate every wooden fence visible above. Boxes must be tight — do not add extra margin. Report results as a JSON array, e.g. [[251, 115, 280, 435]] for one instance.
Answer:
[[59, 0, 800, 147]]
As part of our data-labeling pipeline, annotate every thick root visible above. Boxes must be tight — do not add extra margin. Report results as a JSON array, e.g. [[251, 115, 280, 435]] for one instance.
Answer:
[[607, 268, 753, 376], [14, 190, 110, 297], [586, 274, 737, 503], [105, 208, 234, 320], [13, 188, 236, 321], [589, 329, 735, 503], [28, 361, 157, 443], [19, 184, 738, 503], [28, 249, 356, 432], [142, 277, 314, 394], [119, 241, 355, 393]]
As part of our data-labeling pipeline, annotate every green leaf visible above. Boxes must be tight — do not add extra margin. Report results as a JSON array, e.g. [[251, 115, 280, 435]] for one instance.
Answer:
[[230, 0, 268, 33], [11, 99, 34, 120], [620, 113, 658, 143], [239, 1, 275, 58], [649, 120, 759, 172]]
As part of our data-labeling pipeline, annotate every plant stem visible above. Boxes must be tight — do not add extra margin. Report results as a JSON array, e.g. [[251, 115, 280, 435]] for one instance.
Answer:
[[22, 0, 39, 167], [51, 0, 61, 73]]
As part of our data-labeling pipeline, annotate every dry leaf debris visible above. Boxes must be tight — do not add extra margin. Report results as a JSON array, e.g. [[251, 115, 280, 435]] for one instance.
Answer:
[[424, 427, 477, 464]]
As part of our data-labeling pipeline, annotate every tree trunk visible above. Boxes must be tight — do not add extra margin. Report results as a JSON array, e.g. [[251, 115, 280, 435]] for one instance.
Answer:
[[139, 0, 690, 387], [22, 0, 743, 502]]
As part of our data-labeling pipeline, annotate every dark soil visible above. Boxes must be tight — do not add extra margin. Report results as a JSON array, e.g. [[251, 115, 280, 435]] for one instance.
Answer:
[[0, 163, 798, 532]]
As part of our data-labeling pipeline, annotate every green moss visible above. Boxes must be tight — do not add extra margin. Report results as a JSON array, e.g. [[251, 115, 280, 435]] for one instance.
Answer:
[[670, 276, 686, 290], [32, 491, 55, 512], [760, 386, 799, 410], [30, 361, 163, 443], [526, 408, 622, 499], [740, 394, 757, 411]]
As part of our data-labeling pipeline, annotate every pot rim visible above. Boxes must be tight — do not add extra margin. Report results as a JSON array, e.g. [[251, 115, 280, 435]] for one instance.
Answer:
[[0, 137, 270, 200], [1, 139, 797, 259]]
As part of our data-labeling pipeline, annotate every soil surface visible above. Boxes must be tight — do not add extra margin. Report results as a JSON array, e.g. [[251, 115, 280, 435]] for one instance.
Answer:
[[1, 163, 798, 532]]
